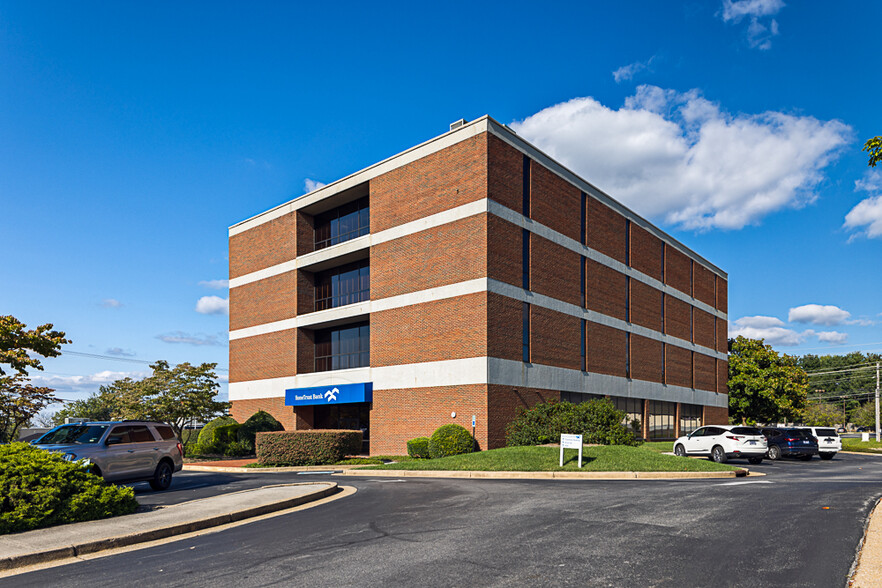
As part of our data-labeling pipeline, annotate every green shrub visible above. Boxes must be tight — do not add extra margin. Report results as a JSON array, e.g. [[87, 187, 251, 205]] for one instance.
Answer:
[[407, 437, 431, 459], [197, 416, 237, 447], [505, 399, 641, 447], [0, 443, 138, 535], [237, 411, 284, 452], [256, 430, 362, 466], [428, 424, 474, 459]]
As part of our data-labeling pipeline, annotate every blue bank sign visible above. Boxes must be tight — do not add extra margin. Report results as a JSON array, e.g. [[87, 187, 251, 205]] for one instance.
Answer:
[[285, 382, 373, 407]]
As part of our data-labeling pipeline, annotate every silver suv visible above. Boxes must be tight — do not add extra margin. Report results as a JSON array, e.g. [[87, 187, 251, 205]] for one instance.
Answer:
[[34, 421, 184, 490]]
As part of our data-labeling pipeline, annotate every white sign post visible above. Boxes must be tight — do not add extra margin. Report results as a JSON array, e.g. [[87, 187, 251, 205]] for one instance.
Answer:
[[560, 433, 583, 468]]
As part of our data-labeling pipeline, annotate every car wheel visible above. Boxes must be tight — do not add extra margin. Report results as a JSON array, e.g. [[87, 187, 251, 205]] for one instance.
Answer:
[[748, 457, 763, 465], [149, 461, 174, 491], [820, 453, 835, 460], [768, 445, 781, 461], [711, 445, 728, 463], [674, 444, 686, 457]]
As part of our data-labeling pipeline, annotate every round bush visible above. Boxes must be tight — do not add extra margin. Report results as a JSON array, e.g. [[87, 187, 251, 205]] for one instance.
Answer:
[[0, 443, 138, 534], [197, 416, 237, 447], [237, 410, 284, 452], [505, 399, 641, 447], [406, 437, 431, 459], [428, 424, 474, 459]]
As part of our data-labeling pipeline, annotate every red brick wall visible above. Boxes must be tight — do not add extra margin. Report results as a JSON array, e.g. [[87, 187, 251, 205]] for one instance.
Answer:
[[630, 224, 663, 281], [229, 329, 297, 383], [530, 161, 581, 242], [666, 344, 692, 388], [370, 133, 488, 233], [488, 293, 522, 362], [704, 405, 728, 426], [531, 235, 581, 306], [587, 322, 627, 377], [487, 215, 522, 289], [229, 271, 297, 331], [296, 328, 315, 375], [716, 275, 728, 312], [230, 397, 297, 430], [530, 306, 581, 370], [631, 334, 663, 384], [587, 198, 627, 264], [587, 259, 627, 321], [295, 210, 316, 257], [371, 293, 487, 367], [694, 264, 716, 307], [665, 246, 692, 296], [371, 214, 487, 299], [694, 352, 716, 392], [487, 134, 523, 213], [717, 359, 729, 395], [716, 317, 728, 353], [631, 280, 663, 331], [487, 385, 560, 449], [296, 270, 315, 316], [665, 295, 691, 341], [229, 212, 297, 279], [693, 308, 715, 350]]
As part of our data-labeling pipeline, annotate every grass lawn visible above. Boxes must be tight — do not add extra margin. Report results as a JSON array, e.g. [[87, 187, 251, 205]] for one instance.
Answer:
[[640, 441, 674, 454], [361, 445, 739, 472], [842, 438, 882, 453]]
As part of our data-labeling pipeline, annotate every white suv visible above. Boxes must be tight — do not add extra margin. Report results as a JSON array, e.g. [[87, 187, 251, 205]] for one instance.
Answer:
[[802, 427, 841, 460], [674, 425, 768, 464]]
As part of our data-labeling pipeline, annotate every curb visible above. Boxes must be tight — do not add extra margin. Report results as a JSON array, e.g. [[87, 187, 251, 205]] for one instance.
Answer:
[[184, 464, 360, 474], [336, 469, 746, 480], [0, 482, 339, 572]]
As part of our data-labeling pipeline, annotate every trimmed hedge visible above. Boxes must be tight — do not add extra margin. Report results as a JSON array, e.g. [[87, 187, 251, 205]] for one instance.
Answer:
[[256, 430, 362, 466], [406, 437, 431, 459], [428, 424, 474, 458], [1, 443, 138, 534], [505, 399, 641, 447], [237, 411, 284, 452]]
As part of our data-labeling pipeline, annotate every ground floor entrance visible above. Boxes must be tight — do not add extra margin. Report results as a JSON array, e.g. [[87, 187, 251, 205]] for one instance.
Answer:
[[313, 402, 371, 454]]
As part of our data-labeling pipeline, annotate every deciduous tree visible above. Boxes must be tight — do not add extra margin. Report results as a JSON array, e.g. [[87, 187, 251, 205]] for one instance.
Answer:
[[864, 136, 882, 168], [728, 336, 808, 425]]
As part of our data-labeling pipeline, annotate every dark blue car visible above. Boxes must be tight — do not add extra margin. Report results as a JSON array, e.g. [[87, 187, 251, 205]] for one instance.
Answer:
[[761, 427, 818, 461]]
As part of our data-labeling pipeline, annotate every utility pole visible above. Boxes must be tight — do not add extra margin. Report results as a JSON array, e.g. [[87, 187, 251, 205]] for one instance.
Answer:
[[876, 362, 880, 443]]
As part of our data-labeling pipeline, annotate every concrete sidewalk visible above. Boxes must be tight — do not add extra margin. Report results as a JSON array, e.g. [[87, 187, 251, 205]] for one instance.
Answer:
[[0, 482, 338, 572]]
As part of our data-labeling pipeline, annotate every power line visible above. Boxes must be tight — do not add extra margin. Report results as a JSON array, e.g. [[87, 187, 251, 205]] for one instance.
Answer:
[[61, 349, 228, 372]]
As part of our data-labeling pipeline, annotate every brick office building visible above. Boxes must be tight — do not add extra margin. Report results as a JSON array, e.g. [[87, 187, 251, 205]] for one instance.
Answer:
[[228, 116, 729, 455]]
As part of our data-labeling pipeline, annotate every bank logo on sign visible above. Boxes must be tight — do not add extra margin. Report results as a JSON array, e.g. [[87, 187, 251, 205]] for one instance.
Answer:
[[324, 387, 339, 402]]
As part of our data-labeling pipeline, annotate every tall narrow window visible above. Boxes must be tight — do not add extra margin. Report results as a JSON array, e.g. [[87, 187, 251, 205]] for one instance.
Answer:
[[662, 344, 667, 384], [661, 243, 666, 283], [661, 293, 666, 334], [625, 276, 631, 323], [690, 306, 694, 342], [580, 319, 586, 372], [522, 302, 531, 363], [690, 260, 695, 297], [625, 220, 631, 267], [522, 229, 530, 291], [580, 191, 587, 246], [522, 155, 531, 218], [691, 350, 695, 389], [580, 256, 586, 307], [626, 332, 631, 379]]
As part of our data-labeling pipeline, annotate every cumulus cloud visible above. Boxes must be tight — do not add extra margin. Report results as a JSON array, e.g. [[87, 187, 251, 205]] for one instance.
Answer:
[[720, 0, 784, 50], [788, 304, 851, 326], [195, 295, 229, 315], [29, 370, 144, 390], [729, 316, 806, 346], [199, 279, 229, 290], [612, 56, 657, 83], [156, 331, 224, 346], [101, 299, 122, 309], [105, 347, 136, 357], [731, 315, 785, 328], [817, 331, 848, 344], [510, 86, 851, 230], [844, 171, 882, 240], [304, 178, 326, 193]]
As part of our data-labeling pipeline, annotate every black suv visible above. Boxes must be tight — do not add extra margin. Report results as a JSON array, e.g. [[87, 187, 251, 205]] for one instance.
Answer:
[[760, 427, 818, 461]]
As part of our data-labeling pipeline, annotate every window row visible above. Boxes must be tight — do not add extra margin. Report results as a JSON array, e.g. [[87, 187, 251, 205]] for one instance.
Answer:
[[314, 196, 369, 250], [558, 393, 705, 440], [314, 322, 370, 372]]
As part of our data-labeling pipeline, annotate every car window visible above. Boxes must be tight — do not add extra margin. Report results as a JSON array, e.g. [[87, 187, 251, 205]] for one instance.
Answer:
[[730, 427, 762, 435], [815, 428, 837, 437], [155, 425, 176, 440], [706, 427, 726, 436], [785, 429, 808, 438], [690, 427, 707, 437], [108, 426, 133, 444], [37, 424, 109, 445], [129, 425, 156, 442]]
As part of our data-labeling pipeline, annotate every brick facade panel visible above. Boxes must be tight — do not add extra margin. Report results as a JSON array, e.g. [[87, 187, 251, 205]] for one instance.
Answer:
[[231, 397, 297, 430], [487, 134, 523, 214], [665, 246, 692, 296], [693, 308, 715, 350], [631, 334, 663, 384], [704, 405, 728, 426], [371, 293, 487, 367], [666, 344, 692, 389], [531, 235, 581, 306], [694, 264, 716, 307], [229, 271, 297, 331], [665, 295, 691, 342], [630, 280, 663, 332], [630, 224, 663, 281], [488, 293, 523, 362], [587, 322, 627, 377], [229, 330, 297, 383], [487, 215, 522, 289], [229, 212, 297, 279], [487, 385, 560, 449], [717, 359, 729, 395], [530, 161, 581, 242], [587, 259, 627, 322], [530, 306, 581, 370], [716, 276, 728, 312], [716, 317, 728, 353], [296, 210, 316, 257], [371, 134, 488, 233], [587, 198, 627, 264], [371, 214, 487, 300], [694, 352, 716, 392]]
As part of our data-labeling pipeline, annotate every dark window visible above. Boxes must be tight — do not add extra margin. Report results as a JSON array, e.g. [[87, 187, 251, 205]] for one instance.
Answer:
[[690, 260, 694, 297], [580, 256, 586, 307], [613, 397, 643, 433], [680, 404, 702, 435], [661, 293, 666, 333], [648, 400, 676, 439], [580, 192, 587, 246], [561, 391, 603, 404], [625, 332, 631, 378], [662, 343, 666, 383], [315, 322, 370, 372], [580, 319, 586, 372], [108, 426, 133, 444], [522, 302, 530, 363], [522, 155, 531, 217], [706, 426, 726, 436], [129, 426, 155, 443], [522, 229, 530, 290], [730, 427, 762, 436], [314, 197, 369, 250], [690, 307, 694, 342], [815, 428, 838, 437], [37, 424, 109, 445], [625, 220, 631, 267], [155, 426, 176, 440], [625, 276, 631, 323], [661, 243, 666, 282], [315, 260, 370, 311]]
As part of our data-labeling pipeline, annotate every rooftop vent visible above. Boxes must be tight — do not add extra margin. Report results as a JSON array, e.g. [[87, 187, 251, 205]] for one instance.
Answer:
[[449, 118, 468, 131]]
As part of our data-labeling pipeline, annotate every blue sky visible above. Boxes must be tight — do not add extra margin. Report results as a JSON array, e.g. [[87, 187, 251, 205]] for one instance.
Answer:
[[2, 1, 880, 409]]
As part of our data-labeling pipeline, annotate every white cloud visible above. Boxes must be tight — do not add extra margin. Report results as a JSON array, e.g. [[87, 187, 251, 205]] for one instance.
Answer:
[[730, 316, 806, 346], [844, 171, 882, 240], [29, 370, 145, 390], [195, 295, 229, 315], [510, 86, 851, 231], [612, 56, 657, 83], [105, 347, 136, 357], [720, 0, 784, 50], [199, 279, 229, 290], [788, 304, 851, 326], [731, 315, 785, 328], [304, 178, 326, 193], [101, 299, 122, 308], [156, 331, 224, 346], [817, 331, 848, 344]]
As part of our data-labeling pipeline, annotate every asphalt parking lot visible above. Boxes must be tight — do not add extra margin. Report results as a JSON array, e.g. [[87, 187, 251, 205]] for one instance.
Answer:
[[8, 451, 881, 588]]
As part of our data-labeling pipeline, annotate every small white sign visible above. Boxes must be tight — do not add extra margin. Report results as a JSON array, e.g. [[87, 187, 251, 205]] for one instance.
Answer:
[[472, 415, 476, 428], [560, 433, 583, 467]]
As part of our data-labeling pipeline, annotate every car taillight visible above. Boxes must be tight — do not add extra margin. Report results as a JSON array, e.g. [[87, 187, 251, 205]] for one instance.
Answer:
[[785, 437, 799, 442], [177, 442, 183, 457], [726, 435, 743, 441]]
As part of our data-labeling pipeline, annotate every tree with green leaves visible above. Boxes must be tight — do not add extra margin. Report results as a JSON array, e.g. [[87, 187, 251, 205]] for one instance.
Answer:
[[53, 385, 120, 425], [0, 315, 69, 442], [802, 403, 841, 427], [728, 336, 809, 425], [864, 136, 882, 168]]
